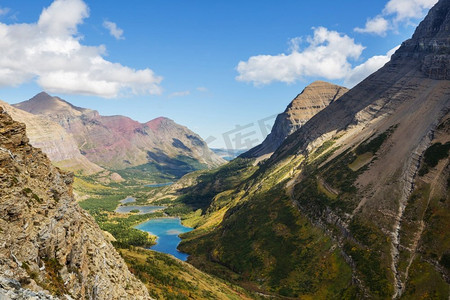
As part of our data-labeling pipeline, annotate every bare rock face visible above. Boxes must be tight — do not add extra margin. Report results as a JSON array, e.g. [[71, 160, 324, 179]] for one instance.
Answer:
[[0, 107, 150, 299], [14, 93, 225, 170], [0, 277, 57, 299], [0, 100, 103, 176], [243, 81, 347, 158], [393, 0, 450, 80]]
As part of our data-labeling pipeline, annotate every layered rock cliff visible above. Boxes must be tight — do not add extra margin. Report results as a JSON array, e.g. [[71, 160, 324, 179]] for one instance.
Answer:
[[14, 93, 225, 171], [0, 100, 103, 175], [0, 107, 150, 299], [243, 81, 347, 158], [394, 0, 450, 80]]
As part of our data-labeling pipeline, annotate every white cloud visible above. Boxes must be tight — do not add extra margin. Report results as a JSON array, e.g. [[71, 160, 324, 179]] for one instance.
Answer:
[[236, 27, 365, 85], [38, 0, 89, 37], [103, 20, 124, 40], [196, 86, 208, 92], [344, 46, 400, 87], [384, 0, 438, 22], [0, 7, 10, 16], [354, 16, 389, 36], [169, 90, 190, 98], [0, 0, 162, 98], [355, 0, 438, 36]]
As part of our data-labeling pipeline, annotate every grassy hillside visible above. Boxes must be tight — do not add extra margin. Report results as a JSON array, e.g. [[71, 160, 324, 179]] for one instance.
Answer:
[[119, 247, 255, 299], [180, 184, 354, 298]]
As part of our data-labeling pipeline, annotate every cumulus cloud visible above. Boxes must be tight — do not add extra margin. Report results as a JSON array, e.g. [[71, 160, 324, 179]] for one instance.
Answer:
[[169, 90, 190, 98], [354, 16, 390, 36], [0, 0, 162, 98], [236, 27, 365, 85], [103, 20, 124, 40], [384, 0, 438, 22], [355, 0, 438, 36], [344, 46, 400, 87]]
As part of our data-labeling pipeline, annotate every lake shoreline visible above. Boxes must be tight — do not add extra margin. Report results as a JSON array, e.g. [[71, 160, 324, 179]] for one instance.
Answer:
[[135, 217, 193, 261], [116, 184, 192, 260]]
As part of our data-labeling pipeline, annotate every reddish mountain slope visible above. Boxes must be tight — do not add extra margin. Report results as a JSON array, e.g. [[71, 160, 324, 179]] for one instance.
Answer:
[[14, 93, 225, 172]]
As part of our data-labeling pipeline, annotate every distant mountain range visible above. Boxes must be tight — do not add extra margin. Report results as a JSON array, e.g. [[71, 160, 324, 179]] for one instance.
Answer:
[[12, 92, 224, 180]]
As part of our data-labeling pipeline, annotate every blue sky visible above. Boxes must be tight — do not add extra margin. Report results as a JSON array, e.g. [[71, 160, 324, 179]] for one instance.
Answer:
[[0, 0, 436, 148]]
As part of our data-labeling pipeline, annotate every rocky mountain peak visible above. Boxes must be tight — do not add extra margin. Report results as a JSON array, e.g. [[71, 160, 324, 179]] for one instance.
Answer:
[[284, 81, 348, 115], [410, 0, 449, 40], [0, 106, 150, 299], [242, 81, 348, 158], [14, 92, 90, 117], [34, 91, 52, 99], [146, 116, 172, 130], [392, 0, 449, 79], [148, 116, 169, 123]]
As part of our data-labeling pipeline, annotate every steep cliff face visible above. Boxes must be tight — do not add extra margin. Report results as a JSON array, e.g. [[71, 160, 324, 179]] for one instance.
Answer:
[[14, 92, 224, 171], [177, 1, 450, 298], [395, 0, 450, 80], [0, 107, 150, 299], [243, 81, 347, 158], [0, 100, 103, 175]]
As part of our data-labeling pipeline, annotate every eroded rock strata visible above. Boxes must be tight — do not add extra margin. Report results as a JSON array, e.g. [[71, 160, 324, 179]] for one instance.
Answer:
[[0, 107, 151, 299]]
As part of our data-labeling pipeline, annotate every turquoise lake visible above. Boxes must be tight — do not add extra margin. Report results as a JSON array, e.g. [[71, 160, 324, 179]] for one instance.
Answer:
[[135, 218, 192, 260]]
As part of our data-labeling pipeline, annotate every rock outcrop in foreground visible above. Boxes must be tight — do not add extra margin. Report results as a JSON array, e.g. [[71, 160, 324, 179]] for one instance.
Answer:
[[0, 107, 150, 299]]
